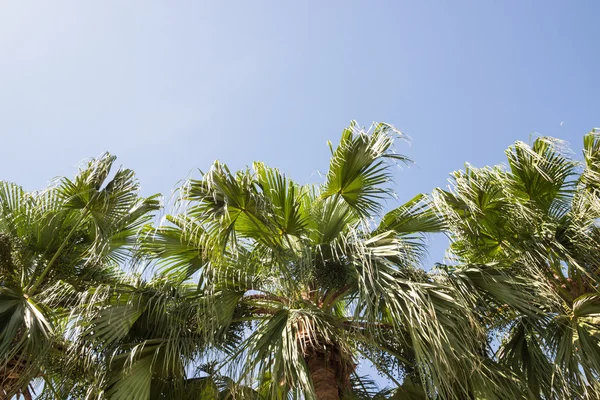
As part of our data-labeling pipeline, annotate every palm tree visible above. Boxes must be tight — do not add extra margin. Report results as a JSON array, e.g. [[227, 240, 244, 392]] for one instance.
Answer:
[[433, 130, 600, 398], [69, 274, 256, 399], [143, 122, 517, 399], [0, 153, 159, 398]]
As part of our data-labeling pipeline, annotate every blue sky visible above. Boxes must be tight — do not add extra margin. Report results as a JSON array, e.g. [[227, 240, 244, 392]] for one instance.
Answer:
[[1, 0, 599, 389]]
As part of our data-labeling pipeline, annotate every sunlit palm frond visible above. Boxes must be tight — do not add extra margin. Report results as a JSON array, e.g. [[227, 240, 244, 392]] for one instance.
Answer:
[[435, 131, 600, 398], [321, 121, 410, 218], [0, 153, 158, 397]]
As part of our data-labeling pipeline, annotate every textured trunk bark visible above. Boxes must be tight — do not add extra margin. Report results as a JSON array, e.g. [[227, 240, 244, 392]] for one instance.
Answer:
[[306, 350, 341, 400], [303, 343, 353, 400], [296, 313, 354, 399], [1, 356, 34, 400]]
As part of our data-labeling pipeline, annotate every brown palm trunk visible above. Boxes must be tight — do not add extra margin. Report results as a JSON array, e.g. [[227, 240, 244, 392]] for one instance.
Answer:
[[306, 349, 341, 400], [296, 313, 354, 399], [302, 342, 354, 400], [0, 356, 34, 400]]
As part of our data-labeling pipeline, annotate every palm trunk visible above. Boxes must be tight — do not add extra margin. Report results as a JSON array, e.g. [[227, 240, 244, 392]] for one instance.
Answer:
[[302, 342, 353, 400], [296, 313, 354, 399], [306, 349, 341, 400]]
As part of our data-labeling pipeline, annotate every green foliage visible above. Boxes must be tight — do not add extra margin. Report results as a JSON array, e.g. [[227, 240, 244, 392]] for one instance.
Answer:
[[138, 121, 504, 400], [0, 153, 159, 398], [434, 129, 600, 398], [4, 124, 600, 400]]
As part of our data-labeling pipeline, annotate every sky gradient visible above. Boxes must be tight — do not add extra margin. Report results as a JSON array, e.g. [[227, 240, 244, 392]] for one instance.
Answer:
[[1, 0, 599, 388]]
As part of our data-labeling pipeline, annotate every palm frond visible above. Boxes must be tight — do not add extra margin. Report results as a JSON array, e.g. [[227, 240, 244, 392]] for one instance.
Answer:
[[321, 121, 410, 218]]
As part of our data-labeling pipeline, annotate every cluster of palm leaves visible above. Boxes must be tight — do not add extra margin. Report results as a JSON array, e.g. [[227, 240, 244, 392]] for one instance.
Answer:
[[1, 123, 600, 399], [0, 154, 160, 398], [432, 131, 600, 398]]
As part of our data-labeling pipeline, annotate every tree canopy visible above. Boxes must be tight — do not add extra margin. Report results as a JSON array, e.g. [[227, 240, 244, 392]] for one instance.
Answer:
[[1, 123, 600, 399]]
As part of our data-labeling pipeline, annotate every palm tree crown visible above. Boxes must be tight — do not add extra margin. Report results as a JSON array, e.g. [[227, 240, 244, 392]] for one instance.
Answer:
[[434, 131, 600, 398], [142, 122, 510, 399], [5, 125, 600, 400], [0, 154, 159, 398]]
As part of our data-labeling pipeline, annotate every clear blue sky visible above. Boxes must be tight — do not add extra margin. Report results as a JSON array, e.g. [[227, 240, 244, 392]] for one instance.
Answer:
[[1, 0, 599, 389]]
